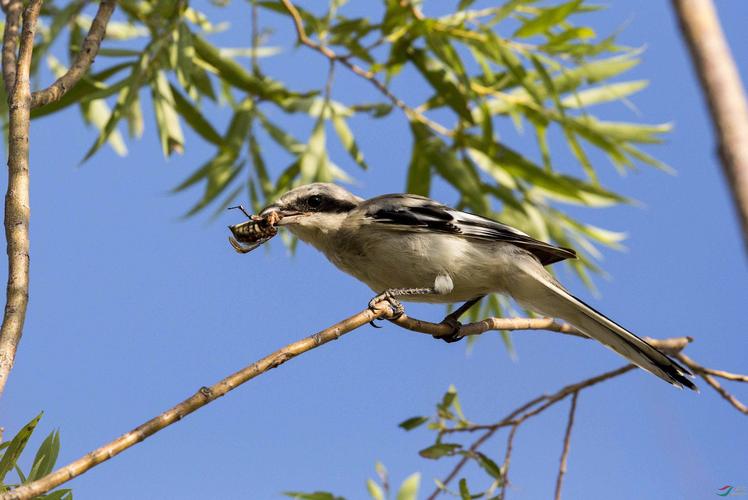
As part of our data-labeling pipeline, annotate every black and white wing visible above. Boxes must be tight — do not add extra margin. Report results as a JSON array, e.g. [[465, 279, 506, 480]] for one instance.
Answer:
[[361, 194, 576, 266]]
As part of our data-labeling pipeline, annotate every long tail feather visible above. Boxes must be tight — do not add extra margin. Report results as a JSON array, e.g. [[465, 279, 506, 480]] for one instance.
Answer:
[[512, 266, 697, 391]]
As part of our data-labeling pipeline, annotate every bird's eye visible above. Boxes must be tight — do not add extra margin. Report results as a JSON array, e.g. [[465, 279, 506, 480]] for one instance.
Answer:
[[307, 195, 323, 209]]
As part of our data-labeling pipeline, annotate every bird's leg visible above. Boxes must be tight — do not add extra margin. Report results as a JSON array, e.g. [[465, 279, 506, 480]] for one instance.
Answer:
[[368, 287, 436, 325], [436, 295, 485, 343]]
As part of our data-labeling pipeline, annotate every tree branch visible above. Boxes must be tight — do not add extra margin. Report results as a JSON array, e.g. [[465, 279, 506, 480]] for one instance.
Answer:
[[4, 297, 743, 498], [278, 0, 453, 137], [0, 0, 42, 401], [30, 0, 116, 109], [554, 391, 579, 500], [1, 0, 22, 95], [672, 0, 748, 254], [0, 303, 397, 500]]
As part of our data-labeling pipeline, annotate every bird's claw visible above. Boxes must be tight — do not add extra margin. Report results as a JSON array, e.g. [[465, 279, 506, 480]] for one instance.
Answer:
[[435, 316, 463, 343], [368, 291, 405, 320]]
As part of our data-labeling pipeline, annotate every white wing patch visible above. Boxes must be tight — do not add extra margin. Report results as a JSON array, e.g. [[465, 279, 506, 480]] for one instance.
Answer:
[[434, 274, 454, 295]]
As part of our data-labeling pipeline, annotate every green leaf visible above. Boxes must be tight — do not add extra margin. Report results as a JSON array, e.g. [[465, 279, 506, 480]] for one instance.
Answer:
[[151, 71, 185, 156], [474, 452, 503, 480], [170, 84, 223, 146], [193, 34, 302, 102], [81, 98, 128, 156], [406, 138, 431, 196], [396, 473, 420, 500], [366, 479, 384, 500], [0, 413, 43, 482], [419, 443, 462, 459], [398, 416, 429, 431], [331, 112, 367, 170], [410, 123, 486, 212], [459, 478, 470, 500], [38, 489, 72, 500], [561, 80, 648, 109], [299, 116, 327, 183], [26, 430, 60, 482], [258, 113, 305, 155], [284, 492, 345, 500], [514, 0, 583, 38], [410, 48, 473, 123]]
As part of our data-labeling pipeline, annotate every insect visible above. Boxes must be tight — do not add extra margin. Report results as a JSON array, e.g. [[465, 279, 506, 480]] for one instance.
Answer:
[[227, 205, 282, 254]]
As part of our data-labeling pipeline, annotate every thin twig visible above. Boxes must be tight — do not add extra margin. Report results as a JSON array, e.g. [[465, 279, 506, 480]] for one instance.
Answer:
[[676, 353, 748, 415], [498, 424, 518, 500], [1, 303, 398, 500], [1, 0, 22, 94], [554, 392, 579, 500], [427, 364, 635, 498], [672, 0, 748, 254], [0, 0, 42, 401], [676, 352, 748, 382], [277, 0, 452, 137], [30, 0, 116, 109]]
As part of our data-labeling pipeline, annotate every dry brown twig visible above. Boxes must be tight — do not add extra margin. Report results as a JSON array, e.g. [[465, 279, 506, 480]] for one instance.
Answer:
[[554, 391, 579, 500]]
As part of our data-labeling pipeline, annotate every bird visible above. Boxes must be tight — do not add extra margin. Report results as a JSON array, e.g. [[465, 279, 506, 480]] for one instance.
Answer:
[[239, 182, 696, 391]]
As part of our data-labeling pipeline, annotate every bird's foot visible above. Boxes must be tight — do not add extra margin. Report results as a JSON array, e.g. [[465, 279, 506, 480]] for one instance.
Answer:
[[368, 291, 405, 321], [435, 316, 464, 343]]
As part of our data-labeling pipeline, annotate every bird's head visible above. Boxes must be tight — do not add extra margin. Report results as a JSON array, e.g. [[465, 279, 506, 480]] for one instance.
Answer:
[[259, 183, 362, 243]]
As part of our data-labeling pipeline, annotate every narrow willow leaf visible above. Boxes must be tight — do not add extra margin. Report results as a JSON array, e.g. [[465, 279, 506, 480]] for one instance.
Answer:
[[170, 83, 223, 146], [185, 161, 244, 217], [410, 49, 473, 123], [553, 51, 642, 93], [419, 443, 462, 459], [575, 117, 670, 144], [283, 492, 345, 500], [249, 127, 274, 197], [411, 123, 486, 211], [82, 99, 128, 156], [83, 48, 151, 161], [193, 35, 302, 102], [300, 116, 327, 183], [26, 430, 60, 482], [396, 473, 421, 500], [366, 479, 385, 500], [474, 452, 503, 480], [406, 152, 432, 195], [620, 143, 674, 173], [459, 478, 470, 500], [398, 416, 429, 430], [331, 112, 368, 169], [258, 113, 305, 155], [514, 0, 583, 38], [466, 148, 517, 189], [561, 80, 648, 109], [151, 71, 185, 156], [0, 413, 43, 482], [564, 129, 596, 181]]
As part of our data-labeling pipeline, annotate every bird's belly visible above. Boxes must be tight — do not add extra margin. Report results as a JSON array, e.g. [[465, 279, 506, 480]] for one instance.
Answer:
[[327, 231, 517, 303]]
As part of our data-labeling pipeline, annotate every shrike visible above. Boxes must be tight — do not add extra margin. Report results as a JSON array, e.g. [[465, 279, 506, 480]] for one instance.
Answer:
[[237, 182, 695, 390]]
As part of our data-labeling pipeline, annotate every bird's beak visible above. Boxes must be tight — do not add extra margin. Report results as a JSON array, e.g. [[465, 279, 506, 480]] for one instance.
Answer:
[[259, 203, 304, 224]]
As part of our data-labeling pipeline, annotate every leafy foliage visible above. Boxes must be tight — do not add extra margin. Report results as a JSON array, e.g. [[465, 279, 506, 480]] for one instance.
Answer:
[[0, 413, 72, 499], [27, 0, 667, 315]]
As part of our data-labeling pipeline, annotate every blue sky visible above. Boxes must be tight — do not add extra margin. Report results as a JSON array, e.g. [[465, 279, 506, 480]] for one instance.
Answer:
[[4, 1, 748, 499]]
